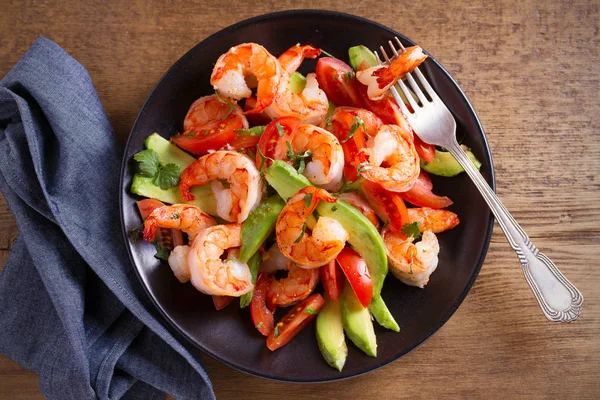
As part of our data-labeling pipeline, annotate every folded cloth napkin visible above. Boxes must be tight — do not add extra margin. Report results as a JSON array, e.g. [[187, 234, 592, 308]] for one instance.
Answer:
[[0, 37, 216, 399]]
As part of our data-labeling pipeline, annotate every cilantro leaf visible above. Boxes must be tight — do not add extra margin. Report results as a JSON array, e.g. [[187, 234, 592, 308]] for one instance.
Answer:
[[342, 117, 365, 143], [356, 162, 368, 177], [255, 322, 263, 329], [134, 149, 160, 177], [215, 91, 235, 119], [305, 306, 318, 315], [235, 126, 266, 136], [128, 223, 144, 244], [274, 325, 280, 338], [152, 240, 170, 260], [401, 222, 422, 239], [276, 121, 286, 137], [331, 205, 338, 212], [304, 193, 313, 207], [154, 163, 180, 190], [343, 71, 355, 84], [294, 223, 306, 244], [285, 141, 312, 173]]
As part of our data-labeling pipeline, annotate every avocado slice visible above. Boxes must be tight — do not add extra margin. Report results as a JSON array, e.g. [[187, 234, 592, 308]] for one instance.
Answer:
[[264, 160, 388, 298], [369, 295, 400, 332], [144, 133, 196, 169], [239, 251, 262, 308], [348, 45, 378, 70], [239, 194, 286, 263], [288, 71, 306, 94], [341, 284, 377, 357], [316, 296, 348, 371], [420, 145, 482, 177]]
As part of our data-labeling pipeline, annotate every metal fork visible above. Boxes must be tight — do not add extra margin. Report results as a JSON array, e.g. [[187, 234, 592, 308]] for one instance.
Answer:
[[376, 37, 583, 322]]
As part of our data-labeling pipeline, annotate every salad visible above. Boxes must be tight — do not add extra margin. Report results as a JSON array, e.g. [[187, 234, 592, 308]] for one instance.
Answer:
[[128, 42, 481, 371]]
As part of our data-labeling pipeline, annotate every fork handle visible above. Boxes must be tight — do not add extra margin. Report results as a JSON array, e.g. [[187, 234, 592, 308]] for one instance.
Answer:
[[446, 141, 583, 322]]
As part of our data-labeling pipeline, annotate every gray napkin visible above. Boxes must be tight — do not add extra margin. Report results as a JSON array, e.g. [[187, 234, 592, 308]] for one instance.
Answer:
[[0, 37, 216, 400]]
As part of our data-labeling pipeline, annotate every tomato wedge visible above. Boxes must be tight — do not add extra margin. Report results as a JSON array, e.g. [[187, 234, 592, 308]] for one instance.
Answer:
[[320, 259, 344, 301], [399, 170, 453, 209], [413, 135, 435, 163], [255, 116, 301, 168], [212, 295, 233, 311], [336, 248, 373, 308], [137, 199, 184, 247], [266, 294, 325, 351], [315, 57, 362, 108], [250, 273, 275, 336], [171, 95, 248, 156], [228, 132, 261, 150], [361, 180, 409, 233]]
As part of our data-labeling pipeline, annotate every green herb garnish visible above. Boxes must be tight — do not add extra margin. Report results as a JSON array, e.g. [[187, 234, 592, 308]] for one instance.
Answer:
[[305, 306, 318, 315], [274, 326, 280, 338], [235, 126, 266, 136], [303, 193, 313, 208], [286, 141, 312, 174], [255, 322, 263, 329], [276, 121, 286, 137], [294, 223, 307, 244], [133, 149, 181, 189], [152, 240, 170, 261], [215, 91, 235, 119], [342, 117, 365, 143], [401, 222, 422, 240]]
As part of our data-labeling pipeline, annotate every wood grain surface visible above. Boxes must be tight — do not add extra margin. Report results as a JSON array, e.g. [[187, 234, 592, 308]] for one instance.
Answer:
[[1, 0, 598, 399]]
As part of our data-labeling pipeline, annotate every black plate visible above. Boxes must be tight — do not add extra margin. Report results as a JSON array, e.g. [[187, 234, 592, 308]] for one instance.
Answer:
[[119, 10, 495, 382]]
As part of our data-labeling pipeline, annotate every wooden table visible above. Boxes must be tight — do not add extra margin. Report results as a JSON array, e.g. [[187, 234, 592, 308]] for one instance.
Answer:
[[1, 0, 598, 398]]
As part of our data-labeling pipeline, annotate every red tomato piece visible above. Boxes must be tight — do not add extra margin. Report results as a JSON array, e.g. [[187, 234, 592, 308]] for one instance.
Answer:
[[228, 133, 261, 150], [336, 248, 373, 308], [250, 273, 275, 336], [212, 295, 233, 311], [171, 95, 248, 156], [399, 171, 453, 209], [320, 259, 344, 301], [413, 135, 435, 163], [361, 180, 409, 234], [255, 116, 301, 168], [266, 294, 325, 351], [136, 199, 184, 247], [315, 57, 362, 108]]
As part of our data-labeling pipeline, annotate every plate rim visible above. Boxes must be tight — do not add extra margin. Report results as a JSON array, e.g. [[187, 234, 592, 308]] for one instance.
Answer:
[[119, 9, 496, 383]]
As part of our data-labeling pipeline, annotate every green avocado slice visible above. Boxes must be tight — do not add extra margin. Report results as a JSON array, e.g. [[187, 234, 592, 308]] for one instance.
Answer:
[[341, 284, 377, 357], [420, 145, 482, 177], [239, 194, 285, 263], [316, 296, 348, 371]]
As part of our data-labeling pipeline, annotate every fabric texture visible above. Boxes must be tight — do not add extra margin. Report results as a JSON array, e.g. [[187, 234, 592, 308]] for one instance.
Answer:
[[0, 37, 215, 400]]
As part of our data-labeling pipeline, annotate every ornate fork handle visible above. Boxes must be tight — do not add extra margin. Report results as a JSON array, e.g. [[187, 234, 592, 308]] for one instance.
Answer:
[[446, 140, 583, 322]]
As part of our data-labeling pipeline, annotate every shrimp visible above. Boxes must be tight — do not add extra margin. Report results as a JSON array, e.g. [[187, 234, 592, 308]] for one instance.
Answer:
[[358, 124, 420, 192], [188, 223, 253, 296], [168, 245, 192, 283], [262, 244, 320, 307], [339, 192, 380, 228], [179, 151, 262, 223], [382, 227, 440, 288], [143, 204, 217, 243], [276, 187, 348, 268], [265, 45, 329, 125], [356, 46, 427, 100], [407, 207, 460, 233], [210, 43, 281, 114], [328, 107, 383, 180], [288, 124, 344, 191]]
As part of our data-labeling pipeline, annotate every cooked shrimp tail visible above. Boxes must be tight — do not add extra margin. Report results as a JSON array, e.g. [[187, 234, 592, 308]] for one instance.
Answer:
[[143, 204, 217, 242]]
